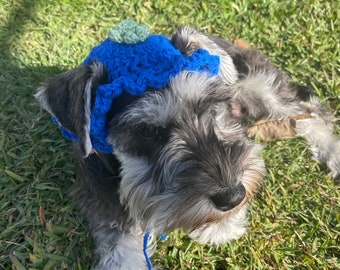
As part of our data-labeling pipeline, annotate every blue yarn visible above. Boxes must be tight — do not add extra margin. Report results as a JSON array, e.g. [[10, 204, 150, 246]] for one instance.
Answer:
[[159, 233, 166, 241], [51, 116, 78, 141], [54, 31, 220, 153], [143, 231, 152, 270], [143, 231, 166, 270]]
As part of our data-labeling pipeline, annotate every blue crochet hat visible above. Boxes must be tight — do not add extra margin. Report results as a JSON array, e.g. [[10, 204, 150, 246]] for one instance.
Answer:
[[56, 20, 220, 153]]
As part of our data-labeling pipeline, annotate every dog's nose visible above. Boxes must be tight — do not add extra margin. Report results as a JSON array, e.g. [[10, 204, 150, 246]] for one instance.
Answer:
[[210, 183, 246, 212]]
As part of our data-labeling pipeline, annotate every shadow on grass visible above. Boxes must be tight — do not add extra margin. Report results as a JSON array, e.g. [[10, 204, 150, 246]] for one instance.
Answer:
[[0, 0, 65, 92], [0, 1, 90, 269]]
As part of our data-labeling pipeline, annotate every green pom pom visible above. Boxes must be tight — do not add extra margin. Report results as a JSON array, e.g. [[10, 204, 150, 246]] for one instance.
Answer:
[[108, 20, 149, 44]]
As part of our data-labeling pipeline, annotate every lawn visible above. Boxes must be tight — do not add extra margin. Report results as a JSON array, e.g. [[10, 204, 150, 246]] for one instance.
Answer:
[[0, 0, 339, 269]]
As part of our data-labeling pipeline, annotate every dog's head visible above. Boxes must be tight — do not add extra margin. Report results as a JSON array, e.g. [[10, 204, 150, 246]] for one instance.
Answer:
[[36, 26, 265, 245]]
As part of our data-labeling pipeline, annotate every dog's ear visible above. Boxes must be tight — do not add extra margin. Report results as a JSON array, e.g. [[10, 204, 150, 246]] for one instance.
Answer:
[[35, 61, 107, 157]]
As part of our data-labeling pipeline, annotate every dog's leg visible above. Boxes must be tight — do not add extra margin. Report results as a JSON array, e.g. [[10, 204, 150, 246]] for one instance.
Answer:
[[228, 71, 340, 179], [92, 226, 146, 270], [70, 148, 149, 269], [295, 97, 340, 181], [231, 73, 340, 179], [296, 118, 340, 180]]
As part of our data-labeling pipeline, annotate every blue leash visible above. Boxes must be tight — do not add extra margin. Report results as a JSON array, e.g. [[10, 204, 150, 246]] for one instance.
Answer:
[[143, 231, 166, 270]]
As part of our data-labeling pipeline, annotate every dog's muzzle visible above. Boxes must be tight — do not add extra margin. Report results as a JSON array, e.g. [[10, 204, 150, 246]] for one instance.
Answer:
[[210, 183, 246, 212]]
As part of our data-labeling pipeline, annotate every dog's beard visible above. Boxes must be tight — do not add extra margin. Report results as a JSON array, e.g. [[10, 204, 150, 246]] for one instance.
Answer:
[[115, 142, 263, 243]]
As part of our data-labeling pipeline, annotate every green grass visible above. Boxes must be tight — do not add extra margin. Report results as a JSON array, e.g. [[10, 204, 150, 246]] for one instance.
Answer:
[[0, 0, 339, 269]]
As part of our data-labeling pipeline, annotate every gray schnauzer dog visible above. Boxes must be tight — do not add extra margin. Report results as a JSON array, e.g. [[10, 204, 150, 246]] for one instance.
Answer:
[[35, 25, 340, 269]]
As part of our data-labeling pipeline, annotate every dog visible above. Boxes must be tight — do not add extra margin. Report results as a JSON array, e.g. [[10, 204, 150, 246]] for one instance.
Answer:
[[35, 25, 340, 269]]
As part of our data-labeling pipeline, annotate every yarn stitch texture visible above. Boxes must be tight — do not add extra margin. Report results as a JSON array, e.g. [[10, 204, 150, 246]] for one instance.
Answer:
[[107, 19, 149, 44], [56, 34, 220, 153]]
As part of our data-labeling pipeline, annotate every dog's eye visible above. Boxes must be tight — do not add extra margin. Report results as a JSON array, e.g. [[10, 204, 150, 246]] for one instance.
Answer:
[[140, 125, 159, 139]]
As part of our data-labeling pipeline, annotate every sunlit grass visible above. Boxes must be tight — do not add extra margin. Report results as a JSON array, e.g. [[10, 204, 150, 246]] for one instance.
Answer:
[[0, 0, 339, 269]]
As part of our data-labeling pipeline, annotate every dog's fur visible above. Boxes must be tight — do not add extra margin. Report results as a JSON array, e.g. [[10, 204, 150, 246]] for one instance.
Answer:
[[35, 26, 340, 269]]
